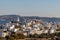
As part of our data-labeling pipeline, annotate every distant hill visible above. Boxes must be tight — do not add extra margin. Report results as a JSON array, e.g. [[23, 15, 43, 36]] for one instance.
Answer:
[[22, 16, 60, 23], [0, 15, 19, 24], [0, 15, 60, 24]]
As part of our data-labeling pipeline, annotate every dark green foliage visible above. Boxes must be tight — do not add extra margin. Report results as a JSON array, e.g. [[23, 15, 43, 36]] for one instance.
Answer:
[[5, 33, 26, 40]]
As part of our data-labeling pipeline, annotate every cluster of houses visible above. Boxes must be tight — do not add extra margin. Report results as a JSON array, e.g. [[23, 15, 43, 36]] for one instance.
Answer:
[[0, 17, 60, 37]]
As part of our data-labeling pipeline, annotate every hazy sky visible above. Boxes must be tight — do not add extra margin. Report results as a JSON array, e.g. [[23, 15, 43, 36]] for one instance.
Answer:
[[0, 0, 60, 17]]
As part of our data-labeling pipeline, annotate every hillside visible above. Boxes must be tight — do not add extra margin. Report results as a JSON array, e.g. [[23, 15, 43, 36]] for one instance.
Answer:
[[0, 15, 60, 24]]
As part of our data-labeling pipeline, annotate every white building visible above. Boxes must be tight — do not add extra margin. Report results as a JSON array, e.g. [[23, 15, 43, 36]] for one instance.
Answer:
[[13, 28, 19, 32], [36, 30, 43, 35], [47, 23, 52, 29], [8, 25, 15, 31], [0, 29, 8, 37], [29, 30, 35, 35], [50, 29, 55, 34], [43, 29, 48, 34]]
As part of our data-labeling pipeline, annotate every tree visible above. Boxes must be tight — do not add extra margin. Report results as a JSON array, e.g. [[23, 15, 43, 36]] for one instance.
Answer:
[[5, 36, 10, 40], [9, 37, 15, 40], [0, 37, 6, 40], [33, 33, 39, 38], [17, 33, 26, 39]]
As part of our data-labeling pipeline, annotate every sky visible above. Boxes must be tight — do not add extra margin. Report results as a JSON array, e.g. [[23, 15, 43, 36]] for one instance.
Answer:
[[0, 0, 60, 17]]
